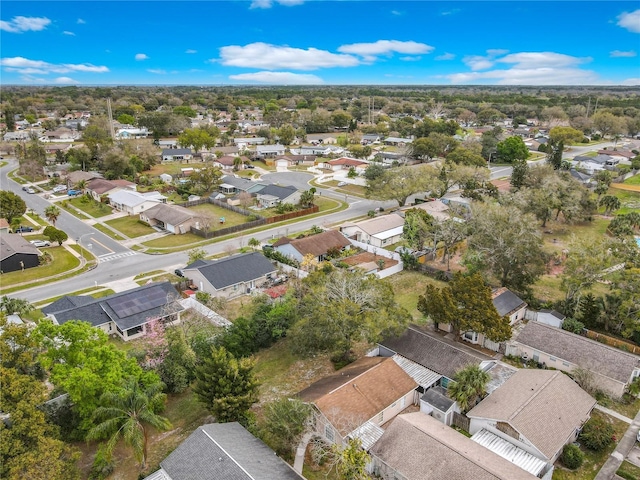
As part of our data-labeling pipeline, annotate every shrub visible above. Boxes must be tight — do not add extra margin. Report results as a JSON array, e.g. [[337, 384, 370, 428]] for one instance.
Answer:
[[561, 443, 584, 469], [89, 444, 115, 480], [579, 415, 615, 451], [562, 317, 585, 334]]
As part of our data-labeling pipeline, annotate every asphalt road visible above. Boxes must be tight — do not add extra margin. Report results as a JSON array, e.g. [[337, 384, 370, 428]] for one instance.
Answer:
[[4, 163, 392, 303]]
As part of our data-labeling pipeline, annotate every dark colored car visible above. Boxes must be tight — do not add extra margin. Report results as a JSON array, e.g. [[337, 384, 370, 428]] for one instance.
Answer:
[[14, 226, 34, 233], [174, 269, 185, 277]]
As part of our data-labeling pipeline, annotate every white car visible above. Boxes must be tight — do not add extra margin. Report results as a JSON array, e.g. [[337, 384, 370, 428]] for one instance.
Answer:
[[337, 181, 347, 187], [30, 240, 50, 247], [52, 185, 67, 193]]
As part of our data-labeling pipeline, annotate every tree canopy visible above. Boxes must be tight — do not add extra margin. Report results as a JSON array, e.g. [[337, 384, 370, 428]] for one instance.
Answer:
[[496, 136, 529, 163], [0, 190, 27, 222]]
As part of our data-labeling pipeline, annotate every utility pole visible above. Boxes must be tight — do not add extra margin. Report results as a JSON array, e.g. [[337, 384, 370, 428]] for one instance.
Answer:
[[106, 98, 116, 140]]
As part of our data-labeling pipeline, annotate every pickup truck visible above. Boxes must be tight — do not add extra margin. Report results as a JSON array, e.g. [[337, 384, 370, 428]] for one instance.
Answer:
[[14, 226, 34, 233]]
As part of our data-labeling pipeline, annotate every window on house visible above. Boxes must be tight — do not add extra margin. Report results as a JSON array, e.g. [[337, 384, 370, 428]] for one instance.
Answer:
[[378, 411, 384, 423], [563, 361, 570, 367], [463, 331, 478, 343], [549, 357, 556, 362], [325, 425, 334, 442]]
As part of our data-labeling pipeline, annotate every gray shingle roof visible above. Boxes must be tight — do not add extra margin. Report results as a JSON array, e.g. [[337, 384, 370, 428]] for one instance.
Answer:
[[467, 370, 596, 460], [370, 413, 538, 480], [186, 252, 276, 290], [0, 234, 40, 261], [162, 148, 192, 155], [514, 321, 640, 383], [158, 422, 304, 480], [45, 282, 183, 331], [257, 184, 298, 200], [380, 327, 486, 379], [491, 288, 527, 317], [143, 204, 196, 226]]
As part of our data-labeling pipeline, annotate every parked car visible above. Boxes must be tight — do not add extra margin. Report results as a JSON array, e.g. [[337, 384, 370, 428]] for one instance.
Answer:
[[30, 240, 50, 247], [337, 181, 347, 187], [246, 165, 255, 169], [52, 185, 67, 193], [67, 189, 80, 196], [25, 187, 36, 194], [22, 186, 27, 191], [14, 226, 34, 233], [174, 269, 184, 277]]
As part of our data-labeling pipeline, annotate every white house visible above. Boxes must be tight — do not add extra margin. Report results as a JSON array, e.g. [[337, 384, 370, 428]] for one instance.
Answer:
[[340, 213, 405, 248], [256, 144, 286, 158], [162, 148, 193, 162], [108, 190, 166, 215]]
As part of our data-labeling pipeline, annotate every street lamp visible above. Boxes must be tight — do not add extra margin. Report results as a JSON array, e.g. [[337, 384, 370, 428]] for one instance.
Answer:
[[77, 233, 93, 264]]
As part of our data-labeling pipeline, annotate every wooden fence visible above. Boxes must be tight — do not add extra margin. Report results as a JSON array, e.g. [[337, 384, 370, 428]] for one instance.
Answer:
[[265, 205, 319, 224], [451, 412, 470, 432], [584, 329, 640, 355]]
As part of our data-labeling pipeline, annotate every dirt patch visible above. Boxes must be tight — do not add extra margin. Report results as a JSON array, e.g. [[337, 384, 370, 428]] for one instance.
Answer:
[[612, 183, 640, 192], [341, 251, 399, 269], [490, 178, 512, 192]]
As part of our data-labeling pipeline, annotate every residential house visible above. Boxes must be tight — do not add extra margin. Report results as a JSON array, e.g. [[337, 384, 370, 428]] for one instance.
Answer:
[[143, 422, 304, 480], [161, 148, 193, 162], [297, 357, 417, 449], [64, 119, 88, 130], [598, 149, 635, 164], [233, 137, 266, 147], [361, 134, 381, 144], [572, 154, 616, 174], [273, 230, 351, 263], [295, 145, 334, 156], [108, 190, 166, 215], [569, 168, 594, 185], [159, 173, 173, 183], [306, 133, 339, 145], [492, 287, 527, 324], [0, 235, 41, 273], [158, 139, 178, 149], [40, 127, 80, 143], [419, 385, 459, 426], [321, 157, 368, 173], [256, 144, 286, 158], [383, 136, 413, 146], [218, 175, 266, 195], [369, 413, 540, 480], [379, 326, 487, 388], [86, 178, 136, 201], [340, 213, 405, 248], [183, 252, 276, 298], [401, 199, 451, 222], [44, 143, 71, 155], [213, 155, 250, 170], [42, 281, 184, 341], [256, 185, 301, 208], [67, 170, 101, 187], [116, 127, 149, 139], [467, 369, 596, 463], [0, 218, 10, 233], [140, 203, 199, 234], [507, 321, 640, 398], [3, 131, 31, 142]]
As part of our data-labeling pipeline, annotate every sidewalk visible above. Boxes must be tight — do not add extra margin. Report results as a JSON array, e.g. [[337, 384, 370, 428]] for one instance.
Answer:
[[595, 406, 640, 479]]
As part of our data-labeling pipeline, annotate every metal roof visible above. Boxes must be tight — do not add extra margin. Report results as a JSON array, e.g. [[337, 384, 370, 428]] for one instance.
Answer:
[[472, 429, 547, 477], [348, 421, 385, 451], [392, 354, 441, 388]]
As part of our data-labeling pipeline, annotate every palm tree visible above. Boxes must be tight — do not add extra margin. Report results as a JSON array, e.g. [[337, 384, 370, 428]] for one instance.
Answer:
[[75, 179, 87, 192], [44, 205, 61, 226], [0, 296, 34, 316], [447, 364, 490, 413], [599, 195, 621, 216], [87, 378, 171, 470]]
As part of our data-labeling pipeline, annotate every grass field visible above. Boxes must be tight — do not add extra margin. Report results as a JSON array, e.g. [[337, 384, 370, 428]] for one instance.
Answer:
[[617, 461, 640, 480], [0, 248, 80, 294], [189, 202, 254, 226], [143, 232, 204, 248], [552, 411, 628, 480], [106, 216, 156, 238], [92, 222, 126, 240], [65, 196, 113, 218], [144, 161, 210, 177], [623, 174, 640, 186], [609, 186, 640, 214], [386, 270, 448, 320]]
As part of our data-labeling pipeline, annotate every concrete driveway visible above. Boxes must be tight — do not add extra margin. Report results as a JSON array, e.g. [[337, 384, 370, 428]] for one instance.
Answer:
[[627, 445, 640, 468]]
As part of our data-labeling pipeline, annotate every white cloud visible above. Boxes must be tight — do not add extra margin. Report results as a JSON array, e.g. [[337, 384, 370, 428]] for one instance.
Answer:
[[147, 69, 167, 74], [391, 10, 403, 16], [462, 49, 510, 71], [229, 71, 322, 84], [77, 18, 86, 24], [250, 0, 303, 9], [610, 50, 637, 57], [498, 52, 590, 69], [448, 50, 600, 85], [218, 42, 359, 70], [63, 31, 75, 36], [448, 68, 600, 85], [435, 52, 455, 61], [441, 8, 460, 16], [0, 16, 51, 33], [54, 76, 79, 84], [338, 40, 434, 57], [399, 56, 422, 62], [617, 9, 640, 33], [135, 53, 149, 61], [0, 56, 109, 74], [621, 78, 640, 85], [185, 49, 197, 54]]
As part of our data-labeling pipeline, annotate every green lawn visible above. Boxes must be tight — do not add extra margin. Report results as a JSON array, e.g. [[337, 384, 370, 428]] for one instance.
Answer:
[[617, 461, 640, 480], [133, 270, 165, 280], [106, 216, 156, 238], [142, 232, 204, 248], [552, 410, 628, 480], [610, 187, 640, 214], [624, 174, 640, 186], [190, 203, 254, 226], [144, 161, 210, 177], [92, 222, 126, 240], [596, 393, 640, 420], [0, 248, 80, 294], [65, 196, 113, 218], [386, 270, 447, 320], [322, 180, 366, 197]]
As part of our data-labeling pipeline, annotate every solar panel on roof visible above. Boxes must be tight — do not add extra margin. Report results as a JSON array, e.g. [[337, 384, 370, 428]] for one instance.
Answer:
[[106, 286, 170, 318]]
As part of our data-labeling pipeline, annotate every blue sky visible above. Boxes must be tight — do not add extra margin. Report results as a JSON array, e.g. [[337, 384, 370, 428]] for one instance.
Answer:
[[1, 1, 639, 86]]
